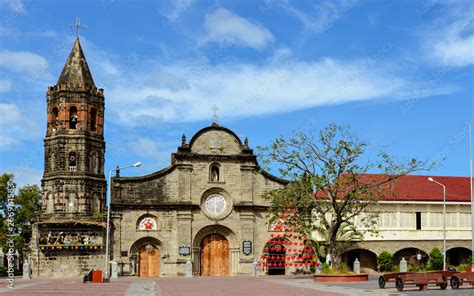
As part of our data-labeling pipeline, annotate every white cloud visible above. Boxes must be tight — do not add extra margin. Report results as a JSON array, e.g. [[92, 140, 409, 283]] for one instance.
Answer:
[[0, 103, 22, 150], [0, 133, 21, 150], [130, 138, 161, 157], [0, 50, 48, 74], [0, 0, 27, 14], [0, 102, 43, 150], [0, 103, 21, 124], [101, 55, 448, 126], [100, 59, 121, 76], [0, 26, 56, 38], [285, 0, 358, 33], [0, 79, 11, 92], [422, 5, 474, 68], [202, 8, 274, 49], [10, 166, 42, 188]]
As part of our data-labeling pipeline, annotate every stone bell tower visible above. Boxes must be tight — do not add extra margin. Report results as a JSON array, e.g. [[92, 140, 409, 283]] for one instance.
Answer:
[[30, 33, 107, 277], [41, 37, 106, 214]]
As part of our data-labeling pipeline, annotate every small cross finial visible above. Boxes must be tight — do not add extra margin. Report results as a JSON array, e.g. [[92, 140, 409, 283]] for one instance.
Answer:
[[211, 104, 220, 123], [70, 17, 87, 38]]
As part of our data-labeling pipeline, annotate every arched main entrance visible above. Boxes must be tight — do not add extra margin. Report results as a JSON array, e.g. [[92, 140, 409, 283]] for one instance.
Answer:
[[200, 234, 229, 276], [139, 244, 160, 277]]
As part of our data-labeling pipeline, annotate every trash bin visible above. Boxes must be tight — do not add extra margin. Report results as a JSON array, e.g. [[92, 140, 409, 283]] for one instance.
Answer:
[[92, 270, 103, 283]]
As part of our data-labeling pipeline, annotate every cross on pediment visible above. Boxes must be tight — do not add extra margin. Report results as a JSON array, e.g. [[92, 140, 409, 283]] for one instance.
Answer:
[[211, 104, 219, 123]]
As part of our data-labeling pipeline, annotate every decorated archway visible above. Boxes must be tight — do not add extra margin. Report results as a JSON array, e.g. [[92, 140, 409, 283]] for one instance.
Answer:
[[129, 237, 164, 277], [263, 237, 286, 275], [192, 225, 238, 276]]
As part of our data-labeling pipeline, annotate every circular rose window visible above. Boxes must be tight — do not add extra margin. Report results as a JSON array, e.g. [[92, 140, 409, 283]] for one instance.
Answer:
[[205, 194, 226, 214]]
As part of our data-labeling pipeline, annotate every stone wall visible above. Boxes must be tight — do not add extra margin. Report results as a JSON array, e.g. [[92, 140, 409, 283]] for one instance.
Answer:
[[30, 249, 105, 278]]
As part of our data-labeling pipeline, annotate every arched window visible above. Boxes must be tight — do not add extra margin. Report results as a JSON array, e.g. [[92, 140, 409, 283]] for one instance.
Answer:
[[89, 107, 97, 131], [51, 107, 59, 131], [209, 163, 221, 182], [69, 152, 77, 171], [69, 106, 78, 129]]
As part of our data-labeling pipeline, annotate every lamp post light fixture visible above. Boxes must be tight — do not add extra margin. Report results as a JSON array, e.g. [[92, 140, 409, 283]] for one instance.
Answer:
[[428, 177, 447, 271], [104, 162, 141, 279]]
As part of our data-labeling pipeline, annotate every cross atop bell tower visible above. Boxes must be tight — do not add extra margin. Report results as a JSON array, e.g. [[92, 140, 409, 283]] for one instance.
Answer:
[[70, 17, 87, 38]]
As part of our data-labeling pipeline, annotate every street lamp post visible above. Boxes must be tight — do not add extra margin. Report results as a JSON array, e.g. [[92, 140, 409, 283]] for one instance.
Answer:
[[104, 162, 141, 279], [428, 177, 447, 271]]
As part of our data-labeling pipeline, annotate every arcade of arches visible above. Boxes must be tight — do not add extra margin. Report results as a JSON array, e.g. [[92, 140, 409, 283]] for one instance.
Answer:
[[341, 243, 472, 272]]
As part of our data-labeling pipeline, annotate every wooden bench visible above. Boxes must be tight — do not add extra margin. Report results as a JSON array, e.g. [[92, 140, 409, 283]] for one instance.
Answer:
[[450, 271, 474, 289], [395, 272, 448, 291]]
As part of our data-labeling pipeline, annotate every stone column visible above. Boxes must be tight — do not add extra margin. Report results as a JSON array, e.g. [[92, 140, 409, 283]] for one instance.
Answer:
[[230, 248, 239, 275], [192, 247, 200, 275], [177, 211, 193, 272]]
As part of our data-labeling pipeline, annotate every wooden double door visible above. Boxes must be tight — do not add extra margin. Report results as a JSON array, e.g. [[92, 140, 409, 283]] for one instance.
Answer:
[[139, 245, 160, 277], [200, 234, 229, 276]]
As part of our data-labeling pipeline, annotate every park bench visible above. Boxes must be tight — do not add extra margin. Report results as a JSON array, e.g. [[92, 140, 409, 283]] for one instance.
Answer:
[[450, 271, 474, 289], [395, 272, 448, 291]]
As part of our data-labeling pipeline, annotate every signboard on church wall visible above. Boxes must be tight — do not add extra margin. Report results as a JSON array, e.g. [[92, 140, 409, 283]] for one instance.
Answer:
[[242, 240, 252, 255]]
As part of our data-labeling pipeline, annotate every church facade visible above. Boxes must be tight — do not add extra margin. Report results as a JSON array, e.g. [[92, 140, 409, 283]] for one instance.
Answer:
[[110, 125, 287, 276]]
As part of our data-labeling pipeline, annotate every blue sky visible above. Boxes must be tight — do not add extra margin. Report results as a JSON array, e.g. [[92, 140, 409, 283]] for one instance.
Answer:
[[0, 0, 473, 188]]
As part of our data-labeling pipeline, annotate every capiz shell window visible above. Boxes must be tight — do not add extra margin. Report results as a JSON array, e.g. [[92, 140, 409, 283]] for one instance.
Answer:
[[139, 217, 158, 230]]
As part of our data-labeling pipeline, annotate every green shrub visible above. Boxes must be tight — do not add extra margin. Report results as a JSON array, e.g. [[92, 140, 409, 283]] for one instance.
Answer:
[[338, 261, 349, 274], [0, 266, 6, 277], [427, 247, 444, 271], [457, 263, 470, 271], [378, 251, 394, 272], [408, 262, 425, 272], [322, 262, 332, 274]]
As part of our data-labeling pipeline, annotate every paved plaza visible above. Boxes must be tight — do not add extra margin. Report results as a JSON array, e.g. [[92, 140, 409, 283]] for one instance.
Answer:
[[2, 275, 474, 296]]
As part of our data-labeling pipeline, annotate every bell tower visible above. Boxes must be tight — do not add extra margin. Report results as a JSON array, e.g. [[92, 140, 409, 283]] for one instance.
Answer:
[[41, 37, 106, 215]]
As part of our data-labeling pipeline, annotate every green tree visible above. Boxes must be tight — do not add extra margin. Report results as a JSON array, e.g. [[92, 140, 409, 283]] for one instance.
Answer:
[[259, 124, 430, 269], [0, 173, 41, 254], [378, 251, 394, 272], [428, 247, 444, 271]]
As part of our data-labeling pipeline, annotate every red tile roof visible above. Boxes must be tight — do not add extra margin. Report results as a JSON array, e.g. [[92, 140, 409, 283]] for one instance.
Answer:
[[377, 174, 472, 202], [315, 174, 472, 203]]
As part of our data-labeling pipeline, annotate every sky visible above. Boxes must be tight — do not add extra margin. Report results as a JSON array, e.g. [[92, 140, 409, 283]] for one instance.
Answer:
[[0, 0, 473, 188]]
